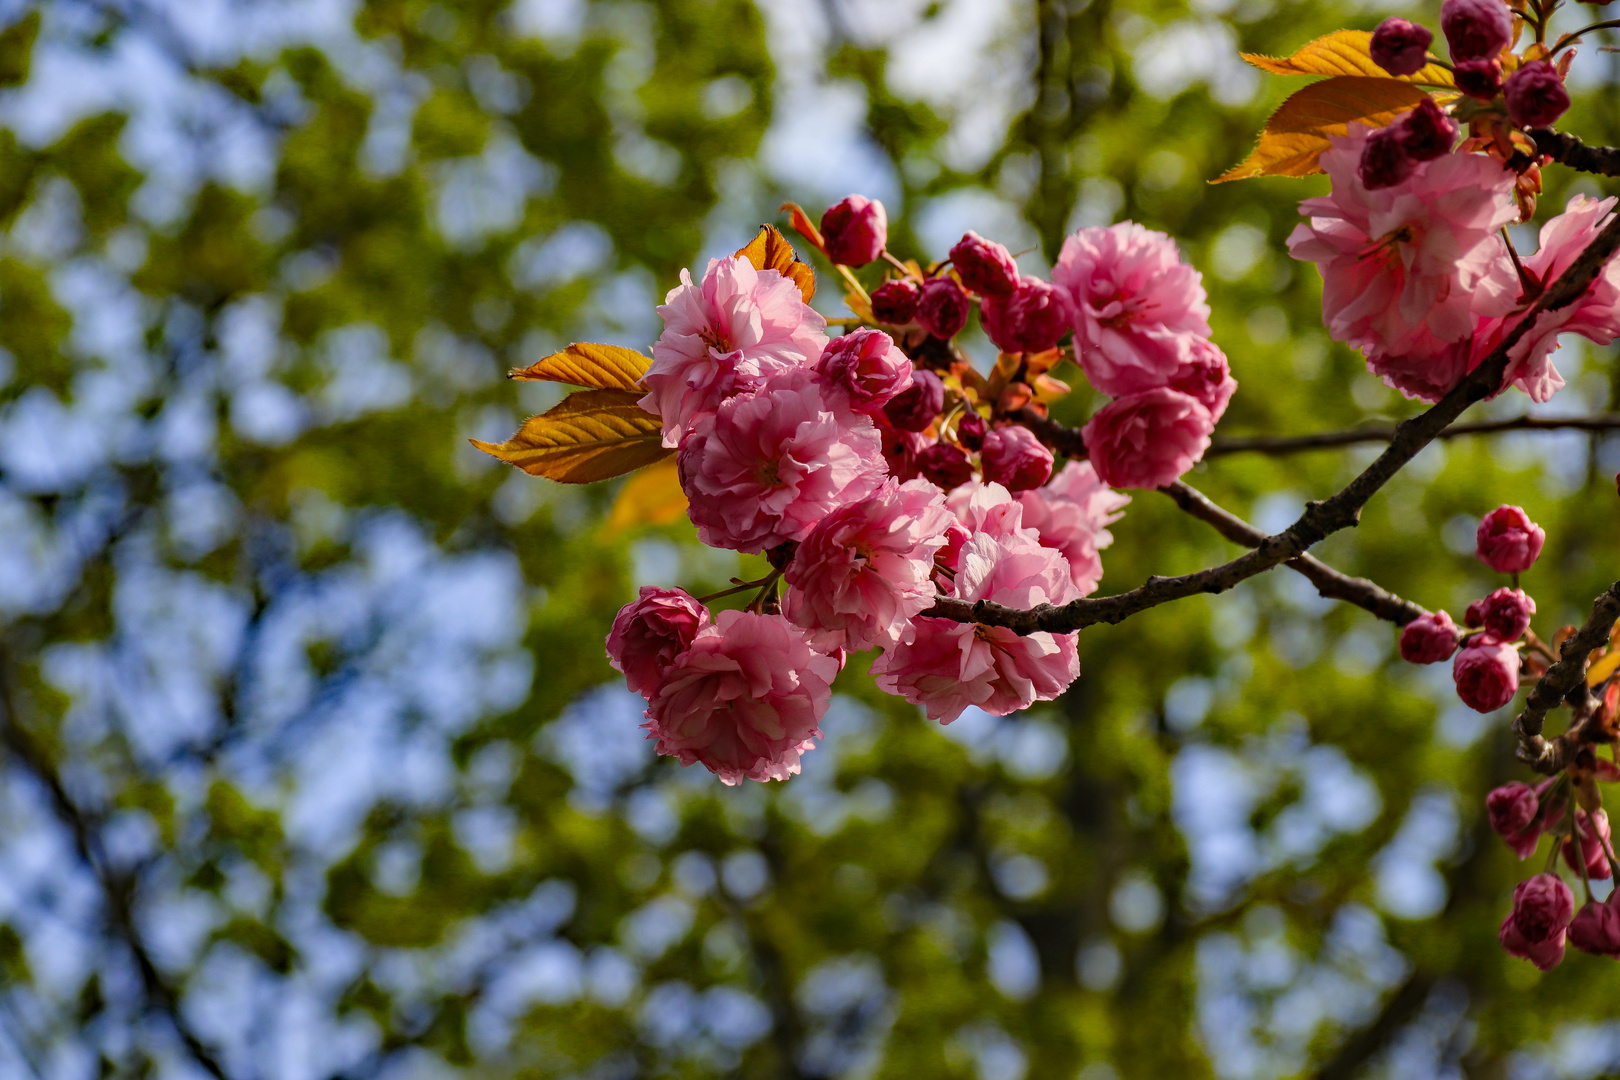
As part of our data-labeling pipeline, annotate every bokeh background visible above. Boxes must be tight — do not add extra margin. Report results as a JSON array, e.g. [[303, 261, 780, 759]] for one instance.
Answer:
[[1, 0, 1618, 1077]]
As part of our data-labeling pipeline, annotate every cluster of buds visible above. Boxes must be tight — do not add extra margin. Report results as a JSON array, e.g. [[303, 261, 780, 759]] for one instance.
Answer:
[[1399, 505, 1547, 711]]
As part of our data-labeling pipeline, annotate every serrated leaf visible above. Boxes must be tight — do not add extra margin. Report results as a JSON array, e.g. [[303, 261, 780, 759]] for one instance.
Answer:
[[471, 389, 671, 484], [1589, 650, 1620, 688], [508, 342, 651, 391], [1242, 30, 1453, 86], [736, 224, 815, 301], [604, 456, 688, 537], [1214, 77, 1434, 183]]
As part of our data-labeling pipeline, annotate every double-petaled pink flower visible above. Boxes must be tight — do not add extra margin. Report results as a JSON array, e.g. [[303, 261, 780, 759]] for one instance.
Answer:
[[642, 256, 827, 446], [1015, 461, 1130, 596], [1082, 387, 1214, 490], [1499, 872, 1573, 970], [606, 587, 711, 698]]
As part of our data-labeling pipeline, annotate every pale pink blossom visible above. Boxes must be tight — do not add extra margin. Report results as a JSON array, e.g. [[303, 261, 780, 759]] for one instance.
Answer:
[[945, 480, 1029, 540], [1054, 222, 1213, 397], [640, 256, 828, 447], [782, 479, 953, 651], [644, 610, 839, 784], [1015, 461, 1129, 596], [606, 587, 711, 697], [815, 328, 912, 413], [1287, 128, 1518, 362], [872, 529, 1080, 723], [679, 371, 886, 554], [1081, 388, 1214, 490]]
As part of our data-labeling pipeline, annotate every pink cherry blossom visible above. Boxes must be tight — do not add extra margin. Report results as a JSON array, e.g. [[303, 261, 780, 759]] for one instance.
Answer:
[[1398, 609, 1459, 664], [644, 610, 839, 785], [1476, 505, 1545, 573], [945, 480, 1030, 541], [1167, 337, 1237, 422], [815, 328, 912, 414], [1562, 808, 1612, 880], [1488, 778, 1564, 858], [980, 276, 1074, 355], [606, 587, 711, 698], [641, 256, 828, 447], [1081, 388, 1214, 490], [1287, 127, 1518, 363], [1570, 897, 1620, 958], [1015, 461, 1129, 596], [872, 528, 1080, 723], [782, 478, 953, 652], [980, 425, 1054, 492], [1054, 222, 1212, 397], [1479, 587, 1535, 641], [1452, 636, 1521, 712], [679, 371, 887, 554], [1499, 872, 1572, 971]]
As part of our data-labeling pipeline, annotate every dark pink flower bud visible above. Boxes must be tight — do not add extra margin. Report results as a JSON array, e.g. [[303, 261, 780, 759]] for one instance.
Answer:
[[1453, 637, 1521, 712], [883, 369, 945, 433], [1399, 610, 1460, 664], [606, 587, 711, 697], [1358, 126, 1417, 190], [1499, 873, 1572, 970], [949, 231, 1021, 297], [1453, 57, 1503, 99], [1563, 808, 1613, 880], [816, 328, 912, 413], [917, 277, 970, 339], [1487, 781, 1539, 838], [1166, 338, 1237, 423], [1569, 899, 1620, 958], [1465, 599, 1486, 628], [1477, 505, 1545, 573], [820, 195, 887, 267], [1371, 17, 1434, 76], [1441, 0, 1512, 61], [916, 442, 973, 491], [980, 425, 1055, 493], [1396, 99, 1459, 161], [981, 276, 1074, 354], [1504, 60, 1571, 129], [1479, 587, 1535, 642], [877, 419, 929, 481], [871, 279, 920, 324], [956, 410, 987, 451]]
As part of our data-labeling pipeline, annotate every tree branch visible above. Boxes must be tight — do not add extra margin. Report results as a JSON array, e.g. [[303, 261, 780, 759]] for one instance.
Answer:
[[927, 212, 1620, 635], [1530, 127, 1620, 176], [1512, 578, 1620, 774], [1209, 413, 1620, 457], [1159, 482, 1430, 626]]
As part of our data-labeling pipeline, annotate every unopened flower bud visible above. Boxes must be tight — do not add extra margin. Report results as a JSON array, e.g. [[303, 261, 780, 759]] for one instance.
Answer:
[[1477, 505, 1545, 573], [1465, 600, 1486, 628], [820, 195, 887, 267], [1397, 98, 1459, 161], [917, 277, 970, 339], [1441, 0, 1513, 61], [956, 410, 987, 451], [816, 328, 913, 413], [916, 442, 974, 491], [981, 276, 1074, 354], [1453, 637, 1521, 712], [1487, 782, 1539, 840], [878, 420, 929, 481], [950, 231, 1021, 297], [1453, 57, 1503, 99], [1499, 872, 1572, 970], [607, 587, 711, 698], [1563, 808, 1613, 880], [1399, 609, 1460, 664], [1479, 586, 1535, 642], [883, 369, 945, 433], [1505, 60, 1571, 129], [1358, 126, 1417, 190], [1569, 898, 1620, 958], [1371, 18, 1434, 76], [1167, 338, 1237, 423], [980, 425, 1055, 493], [871, 279, 920, 324]]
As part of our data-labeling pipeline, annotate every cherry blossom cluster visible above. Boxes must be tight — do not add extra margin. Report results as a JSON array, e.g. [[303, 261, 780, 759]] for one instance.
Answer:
[[603, 192, 1238, 783], [1292, 0, 1620, 406]]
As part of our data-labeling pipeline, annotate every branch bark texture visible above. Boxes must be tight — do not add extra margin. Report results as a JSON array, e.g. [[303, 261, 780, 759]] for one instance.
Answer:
[[1210, 413, 1620, 456], [1512, 579, 1620, 774], [1530, 128, 1620, 176]]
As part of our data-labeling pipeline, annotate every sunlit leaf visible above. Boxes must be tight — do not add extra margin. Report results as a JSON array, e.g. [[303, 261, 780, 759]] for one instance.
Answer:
[[1241, 30, 1453, 86], [735, 224, 816, 301], [471, 389, 671, 484], [604, 456, 688, 537], [508, 342, 652, 392], [1589, 649, 1620, 688], [1213, 76, 1433, 183], [778, 201, 826, 254]]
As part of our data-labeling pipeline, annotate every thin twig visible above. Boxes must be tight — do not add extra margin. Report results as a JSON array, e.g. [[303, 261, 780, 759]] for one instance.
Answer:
[[1529, 128, 1620, 176], [1210, 414, 1620, 456], [1159, 482, 1429, 626], [926, 213, 1620, 635], [1512, 579, 1620, 774]]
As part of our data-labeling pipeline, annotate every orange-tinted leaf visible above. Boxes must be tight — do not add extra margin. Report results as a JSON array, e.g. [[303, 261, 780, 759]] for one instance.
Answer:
[[1589, 650, 1620, 688], [735, 224, 816, 302], [471, 389, 670, 484], [1214, 76, 1433, 183], [604, 456, 688, 536], [778, 202, 826, 254], [1241, 30, 1453, 85], [508, 342, 651, 391]]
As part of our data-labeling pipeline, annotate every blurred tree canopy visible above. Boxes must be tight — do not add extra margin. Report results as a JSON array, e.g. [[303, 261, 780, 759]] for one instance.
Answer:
[[0, 1, 1618, 1078]]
